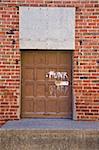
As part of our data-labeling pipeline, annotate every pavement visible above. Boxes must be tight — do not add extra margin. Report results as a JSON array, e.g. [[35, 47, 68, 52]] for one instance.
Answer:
[[1, 119, 99, 130]]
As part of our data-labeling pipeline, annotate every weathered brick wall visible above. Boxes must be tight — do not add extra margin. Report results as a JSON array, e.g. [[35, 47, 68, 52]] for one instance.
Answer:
[[0, 0, 99, 125]]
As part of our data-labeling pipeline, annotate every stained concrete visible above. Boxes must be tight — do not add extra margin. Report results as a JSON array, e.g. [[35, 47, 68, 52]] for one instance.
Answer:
[[0, 119, 99, 150], [19, 7, 75, 50], [1, 119, 99, 130]]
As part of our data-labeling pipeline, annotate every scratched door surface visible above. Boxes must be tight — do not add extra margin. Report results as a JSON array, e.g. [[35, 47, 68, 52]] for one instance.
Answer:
[[21, 51, 72, 118]]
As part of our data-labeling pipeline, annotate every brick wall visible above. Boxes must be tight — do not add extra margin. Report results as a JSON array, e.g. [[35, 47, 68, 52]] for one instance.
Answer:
[[0, 0, 99, 125]]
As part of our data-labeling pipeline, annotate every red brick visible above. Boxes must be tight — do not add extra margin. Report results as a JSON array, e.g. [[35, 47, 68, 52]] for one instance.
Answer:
[[0, 0, 99, 125]]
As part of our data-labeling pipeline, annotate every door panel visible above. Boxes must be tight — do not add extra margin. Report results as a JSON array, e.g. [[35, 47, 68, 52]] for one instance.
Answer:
[[21, 51, 72, 118]]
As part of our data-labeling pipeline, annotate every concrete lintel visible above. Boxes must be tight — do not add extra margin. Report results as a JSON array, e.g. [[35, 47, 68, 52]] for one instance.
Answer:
[[19, 7, 75, 50]]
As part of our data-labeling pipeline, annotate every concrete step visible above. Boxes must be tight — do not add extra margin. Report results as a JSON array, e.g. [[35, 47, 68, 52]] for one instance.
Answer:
[[0, 119, 99, 150]]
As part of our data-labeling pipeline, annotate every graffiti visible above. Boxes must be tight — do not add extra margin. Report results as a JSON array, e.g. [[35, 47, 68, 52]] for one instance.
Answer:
[[46, 71, 56, 79], [49, 85, 56, 96], [55, 80, 69, 86], [46, 71, 69, 81], [46, 71, 69, 96]]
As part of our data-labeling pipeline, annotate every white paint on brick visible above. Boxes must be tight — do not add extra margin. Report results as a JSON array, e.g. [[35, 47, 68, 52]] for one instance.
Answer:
[[19, 7, 75, 50]]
